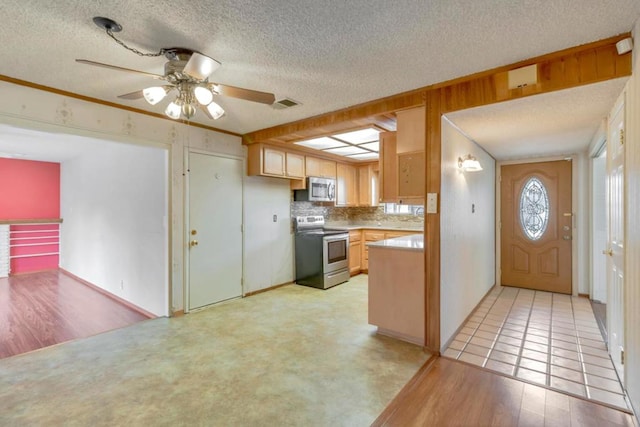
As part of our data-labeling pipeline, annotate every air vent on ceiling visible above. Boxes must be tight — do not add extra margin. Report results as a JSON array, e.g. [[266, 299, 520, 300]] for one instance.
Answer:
[[272, 98, 301, 109]]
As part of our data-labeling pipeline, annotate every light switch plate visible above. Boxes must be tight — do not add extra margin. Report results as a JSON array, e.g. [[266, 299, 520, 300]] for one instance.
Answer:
[[426, 193, 438, 214]]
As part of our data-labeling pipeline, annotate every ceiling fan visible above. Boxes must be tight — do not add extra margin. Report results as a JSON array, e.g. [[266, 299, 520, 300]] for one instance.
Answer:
[[76, 17, 276, 121]]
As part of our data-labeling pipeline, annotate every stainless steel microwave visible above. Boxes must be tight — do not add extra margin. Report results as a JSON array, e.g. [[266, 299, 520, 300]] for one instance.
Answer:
[[294, 177, 336, 203]]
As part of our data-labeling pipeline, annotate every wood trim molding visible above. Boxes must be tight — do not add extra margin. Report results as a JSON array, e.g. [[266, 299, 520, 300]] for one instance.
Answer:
[[59, 268, 157, 319], [243, 91, 425, 145], [0, 74, 242, 138], [424, 90, 442, 353], [243, 33, 631, 146], [0, 218, 63, 224], [244, 281, 293, 297], [171, 309, 185, 317]]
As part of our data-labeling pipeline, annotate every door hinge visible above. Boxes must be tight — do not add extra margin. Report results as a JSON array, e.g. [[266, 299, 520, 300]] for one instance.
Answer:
[[620, 129, 625, 146], [240, 224, 244, 233], [621, 349, 625, 365]]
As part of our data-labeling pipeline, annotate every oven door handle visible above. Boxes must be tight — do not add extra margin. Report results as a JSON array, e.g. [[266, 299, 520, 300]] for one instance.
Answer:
[[323, 234, 349, 243]]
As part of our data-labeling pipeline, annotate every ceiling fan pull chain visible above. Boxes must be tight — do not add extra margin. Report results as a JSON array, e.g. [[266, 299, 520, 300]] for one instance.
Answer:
[[105, 28, 166, 58]]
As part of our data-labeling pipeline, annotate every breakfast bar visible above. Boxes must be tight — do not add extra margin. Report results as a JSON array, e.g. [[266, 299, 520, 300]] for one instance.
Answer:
[[367, 233, 424, 346]]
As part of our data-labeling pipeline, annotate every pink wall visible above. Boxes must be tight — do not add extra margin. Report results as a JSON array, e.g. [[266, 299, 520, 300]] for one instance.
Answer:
[[0, 158, 60, 219], [0, 158, 61, 274]]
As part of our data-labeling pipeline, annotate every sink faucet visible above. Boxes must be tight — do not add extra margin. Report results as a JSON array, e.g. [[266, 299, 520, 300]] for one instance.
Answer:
[[415, 207, 424, 216]]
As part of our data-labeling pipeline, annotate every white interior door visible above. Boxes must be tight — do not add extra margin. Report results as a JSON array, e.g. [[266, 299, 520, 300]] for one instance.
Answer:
[[188, 151, 243, 310], [591, 151, 607, 303], [607, 93, 625, 382]]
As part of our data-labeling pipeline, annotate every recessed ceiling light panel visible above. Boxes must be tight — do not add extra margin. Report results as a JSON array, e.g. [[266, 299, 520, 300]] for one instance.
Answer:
[[324, 146, 369, 156], [358, 141, 379, 152], [295, 137, 347, 150], [333, 128, 380, 144], [348, 152, 379, 160]]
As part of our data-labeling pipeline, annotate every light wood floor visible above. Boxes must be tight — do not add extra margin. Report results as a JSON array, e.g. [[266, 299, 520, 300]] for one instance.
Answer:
[[0, 270, 149, 359], [373, 357, 635, 426]]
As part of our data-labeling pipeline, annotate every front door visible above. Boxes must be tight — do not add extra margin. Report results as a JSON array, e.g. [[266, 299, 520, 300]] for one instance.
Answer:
[[501, 160, 572, 293], [607, 93, 625, 381], [187, 151, 243, 310]]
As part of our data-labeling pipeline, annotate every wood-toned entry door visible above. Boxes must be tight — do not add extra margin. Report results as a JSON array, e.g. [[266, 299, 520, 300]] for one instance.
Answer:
[[501, 160, 572, 293]]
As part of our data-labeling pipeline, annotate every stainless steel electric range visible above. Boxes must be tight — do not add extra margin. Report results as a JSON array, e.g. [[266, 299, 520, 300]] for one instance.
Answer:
[[294, 216, 350, 289]]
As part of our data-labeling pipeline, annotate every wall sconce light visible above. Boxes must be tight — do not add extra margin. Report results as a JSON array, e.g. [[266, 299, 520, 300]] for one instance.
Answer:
[[458, 154, 483, 172], [616, 37, 633, 55]]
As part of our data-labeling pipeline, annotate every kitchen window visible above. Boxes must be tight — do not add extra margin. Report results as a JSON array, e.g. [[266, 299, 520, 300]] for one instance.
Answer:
[[383, 203, 424, 215]]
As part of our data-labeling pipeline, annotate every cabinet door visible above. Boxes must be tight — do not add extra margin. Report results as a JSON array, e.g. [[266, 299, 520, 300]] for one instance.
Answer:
[[305, 156, 321, 177], [398, 151, 425, 199], [320, 160, 337, 179], [396, 106, 425, 154], [379, 132, 398, 202], [263, 148, 286, 176], [358, 164, 379, 207], [349, 241, 362, 275], [286, 152, 305, 178], [336, 163, 358, 206]]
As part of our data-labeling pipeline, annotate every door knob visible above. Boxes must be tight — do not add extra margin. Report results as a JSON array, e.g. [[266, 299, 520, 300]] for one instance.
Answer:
[[190, 240, 199, 247], [602, 248, 613, 256], [563, 236, 572, 240]]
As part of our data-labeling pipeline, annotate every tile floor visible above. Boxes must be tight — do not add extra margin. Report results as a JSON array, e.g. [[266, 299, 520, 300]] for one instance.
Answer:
[[443, 286, 630, 411]]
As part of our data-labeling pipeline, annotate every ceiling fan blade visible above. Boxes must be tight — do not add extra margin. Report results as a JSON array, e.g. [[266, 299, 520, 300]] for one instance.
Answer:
[[76, 59, 165, 80], [213, 83, 276, 105], [199, 103, 214, 120], [117, 90, 145, 100], [183, 52, 221, 80]]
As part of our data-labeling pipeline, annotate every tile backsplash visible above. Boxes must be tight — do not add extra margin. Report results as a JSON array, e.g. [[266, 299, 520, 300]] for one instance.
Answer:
[[291, 202, 424, 226]]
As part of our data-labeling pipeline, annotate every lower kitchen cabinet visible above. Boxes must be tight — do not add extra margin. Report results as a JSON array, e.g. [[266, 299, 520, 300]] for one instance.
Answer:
[[349, 230, 362, 275]]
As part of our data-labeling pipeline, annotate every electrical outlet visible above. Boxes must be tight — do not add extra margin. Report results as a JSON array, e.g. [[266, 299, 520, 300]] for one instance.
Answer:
[[273, 214, 278, 222]]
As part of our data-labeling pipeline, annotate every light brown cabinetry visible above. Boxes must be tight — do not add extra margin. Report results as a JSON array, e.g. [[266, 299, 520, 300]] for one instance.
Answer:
[[379, 131, 397, 203], [336, 163, 358, 206], [248, 144, 305, 179], [358, 163, 379, 207], [398, 151, 425, 201], [361, 229, 420, 271], [285, 152, 305, 179], [396, 106, 425, 154], [348, 230, 362, 275], [305, 156, 337, 179]]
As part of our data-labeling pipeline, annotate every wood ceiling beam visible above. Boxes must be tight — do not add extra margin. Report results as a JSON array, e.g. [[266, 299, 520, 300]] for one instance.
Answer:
[[243, 33, 632, 145]]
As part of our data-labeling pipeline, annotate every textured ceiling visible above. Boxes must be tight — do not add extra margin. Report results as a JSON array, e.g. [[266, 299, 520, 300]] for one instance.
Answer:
[[445, 78, 628, 160], [1, 1, 638, 135]]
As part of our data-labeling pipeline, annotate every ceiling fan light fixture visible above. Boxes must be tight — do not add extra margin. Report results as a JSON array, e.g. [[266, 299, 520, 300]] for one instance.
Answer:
[[182, 103, 196, 119], [165, 101, 182, 120], [206, 101, 225, 120], [194, 86, 214, 105], [143, 86, 168, 105]]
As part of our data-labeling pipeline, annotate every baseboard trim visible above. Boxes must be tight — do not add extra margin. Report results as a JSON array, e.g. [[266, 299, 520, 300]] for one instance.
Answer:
[[59, 268, 156, 319], [171, 309, 184, 317], [578, 293, 590, 298], [9, 268, 58, 276], [244, 281, 293, 297]]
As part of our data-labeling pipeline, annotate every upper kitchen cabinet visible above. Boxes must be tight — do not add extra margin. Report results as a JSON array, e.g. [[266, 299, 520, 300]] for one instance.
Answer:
[[358, 163, 379, 207], [395, 106, 425, 204], [379, 131, 397, 203], [305, 156, 337, 179], [248, 144, 305, 179], [396, 106, 425, 153], [336, 163, 358, 206]]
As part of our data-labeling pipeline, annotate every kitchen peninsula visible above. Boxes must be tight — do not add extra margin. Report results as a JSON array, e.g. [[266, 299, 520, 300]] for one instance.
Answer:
[[367, 233, 424, 345]]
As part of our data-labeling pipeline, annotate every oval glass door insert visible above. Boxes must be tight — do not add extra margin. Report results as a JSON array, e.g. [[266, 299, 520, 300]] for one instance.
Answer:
[[519, 177, 549, 240]]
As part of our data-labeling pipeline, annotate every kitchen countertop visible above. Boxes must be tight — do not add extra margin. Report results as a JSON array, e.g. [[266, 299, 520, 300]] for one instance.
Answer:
[[366, 234, 424, 252]]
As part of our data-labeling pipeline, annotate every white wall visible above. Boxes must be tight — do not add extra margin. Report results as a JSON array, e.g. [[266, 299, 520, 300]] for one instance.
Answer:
[[440, 118, 496, 349], [621, 16, 640, 416], [590, 154, 607, 302], [60, 142, 168, 316], [243, 176, 294, 293], [0, 80, 290, 313]]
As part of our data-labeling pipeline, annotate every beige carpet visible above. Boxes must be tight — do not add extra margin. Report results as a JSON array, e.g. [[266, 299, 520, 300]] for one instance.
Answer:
[[0, 274, 430, 426]]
